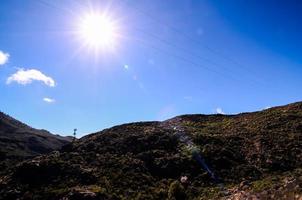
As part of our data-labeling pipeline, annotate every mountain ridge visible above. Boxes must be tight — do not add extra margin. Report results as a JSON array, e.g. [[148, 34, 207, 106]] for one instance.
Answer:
[[0, 101, 301, 199], [0, 111, 72, 174]]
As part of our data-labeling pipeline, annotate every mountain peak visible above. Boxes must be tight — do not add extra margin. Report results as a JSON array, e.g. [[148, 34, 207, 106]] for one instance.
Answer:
[[0, 111, 71, 174], [0, 102, 301, 199]]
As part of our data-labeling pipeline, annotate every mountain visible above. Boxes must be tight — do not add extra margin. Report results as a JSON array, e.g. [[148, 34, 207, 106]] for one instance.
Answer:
[[0, 102, 302, 199], [0, 112, 72, 173]]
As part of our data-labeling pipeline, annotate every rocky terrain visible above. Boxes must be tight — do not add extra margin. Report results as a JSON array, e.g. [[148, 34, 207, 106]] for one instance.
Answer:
[[0, 102, 302, 199], [0, 112, 72, 174]]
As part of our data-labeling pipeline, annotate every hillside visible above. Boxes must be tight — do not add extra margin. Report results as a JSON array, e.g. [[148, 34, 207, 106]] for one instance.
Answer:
[[0, 112, 72, 173], [0, 102, 302, 199]]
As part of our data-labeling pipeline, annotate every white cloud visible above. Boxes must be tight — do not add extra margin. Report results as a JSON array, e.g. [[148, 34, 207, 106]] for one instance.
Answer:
[[6, 68, 55, 87], [43, 97, 55, 103], [0, 50, 9, 65], [216, 107, 225, 114], [124, 64, 129, 70]]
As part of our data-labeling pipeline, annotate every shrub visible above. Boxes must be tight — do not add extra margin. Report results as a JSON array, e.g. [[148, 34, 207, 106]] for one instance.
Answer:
[[168, 180, 186, 200]]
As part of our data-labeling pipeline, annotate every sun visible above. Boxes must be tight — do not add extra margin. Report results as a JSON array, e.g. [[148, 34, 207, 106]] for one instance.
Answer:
[[78, 13, 118, 50]]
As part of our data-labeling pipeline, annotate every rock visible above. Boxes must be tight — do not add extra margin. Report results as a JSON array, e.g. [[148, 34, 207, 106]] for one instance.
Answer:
[[239, 181, 247, 187], [260, 190, 268, 196], [242, 185, 249, 190]]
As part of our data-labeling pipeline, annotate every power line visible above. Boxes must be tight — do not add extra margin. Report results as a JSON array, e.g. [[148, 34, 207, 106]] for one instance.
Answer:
[[121, 0, 264, 85], [133, 27, 260, 88], [37, 0, 263, 89], [128, 35, 258, 89]]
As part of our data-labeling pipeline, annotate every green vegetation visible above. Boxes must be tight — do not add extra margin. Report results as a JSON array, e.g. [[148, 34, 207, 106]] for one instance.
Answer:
[[168, 181, 186, 200], [0, 112, 71, 176], [251, 178, 276, 192], [0, 102, 302, 199]]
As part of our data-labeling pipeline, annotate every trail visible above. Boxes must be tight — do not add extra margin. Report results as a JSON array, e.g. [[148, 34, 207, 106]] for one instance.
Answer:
[[172, 124, 220, 183], [161, 119, 226, 191]]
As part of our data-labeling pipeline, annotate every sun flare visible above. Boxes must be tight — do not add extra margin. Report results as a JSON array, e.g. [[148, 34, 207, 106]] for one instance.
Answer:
[[78, 13, 118, 50]]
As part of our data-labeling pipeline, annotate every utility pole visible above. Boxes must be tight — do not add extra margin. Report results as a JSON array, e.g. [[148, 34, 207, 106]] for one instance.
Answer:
[[73, 128, 77, 142]]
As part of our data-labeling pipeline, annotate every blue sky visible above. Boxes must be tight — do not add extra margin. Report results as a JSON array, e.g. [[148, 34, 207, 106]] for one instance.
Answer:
[[0, 0, 301, 137]]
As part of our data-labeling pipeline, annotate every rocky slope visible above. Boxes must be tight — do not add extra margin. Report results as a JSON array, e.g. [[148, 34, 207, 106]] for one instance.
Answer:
[[0, 112, 72, 174], [0, 102, 302, 199]]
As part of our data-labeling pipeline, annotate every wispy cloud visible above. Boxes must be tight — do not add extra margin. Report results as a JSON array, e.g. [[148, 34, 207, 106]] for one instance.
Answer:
[[6, 68, 55, 87], [216, 107, 225, 114], [124, 64, 129, 70], [157, 104, 177, 121], [197, 28, 204, 36], [184, 96, 193, 101], [148, 59, 155, 65], [43, 97, 55, 103], [0, 50, 9, 65]]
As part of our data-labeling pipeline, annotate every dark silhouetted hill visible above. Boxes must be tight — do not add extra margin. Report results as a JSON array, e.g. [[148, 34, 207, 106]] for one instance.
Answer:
[[0, 112, 72, 173]]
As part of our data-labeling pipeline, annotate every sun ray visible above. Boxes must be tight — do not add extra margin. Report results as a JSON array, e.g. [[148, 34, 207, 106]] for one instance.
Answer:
[[77, 12, 119, 51]]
